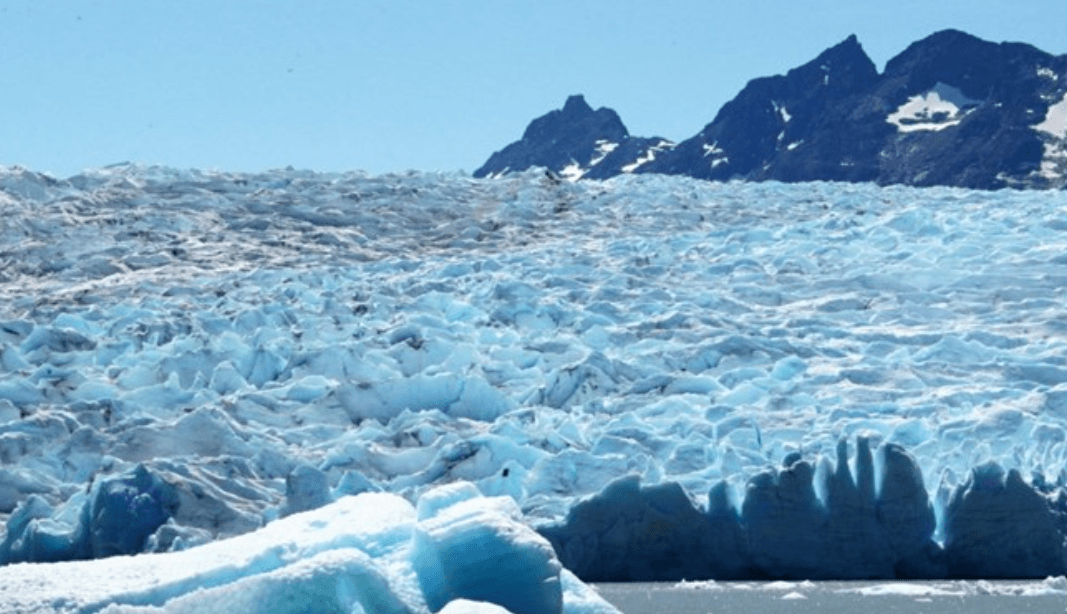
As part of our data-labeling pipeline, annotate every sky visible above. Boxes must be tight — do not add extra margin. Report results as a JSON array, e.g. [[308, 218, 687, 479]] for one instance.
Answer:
[[2, 0, 1067, 178]]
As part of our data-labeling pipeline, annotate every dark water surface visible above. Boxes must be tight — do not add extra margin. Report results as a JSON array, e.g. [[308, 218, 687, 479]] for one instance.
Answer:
[[594, 580, 1067, 614]]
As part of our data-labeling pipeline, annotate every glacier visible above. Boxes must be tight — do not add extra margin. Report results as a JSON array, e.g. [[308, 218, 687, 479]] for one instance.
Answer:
[[3, 164, 1067, 607]]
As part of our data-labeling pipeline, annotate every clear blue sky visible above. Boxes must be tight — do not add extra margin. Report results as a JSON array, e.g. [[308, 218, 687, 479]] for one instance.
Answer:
[[2, 0, 1066, 177]]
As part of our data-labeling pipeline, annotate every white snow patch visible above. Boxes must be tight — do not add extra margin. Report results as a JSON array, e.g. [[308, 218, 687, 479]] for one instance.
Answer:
[[1038, 67, 1059, 81], [1032, 92, 1067, 184], [887, 82, 981, 132], [1035, 92, 1067, 139], [787, 140, 804, 151], [1037, 140, 1067, 181], [560, 162, 585, 182], [621, 140, 673, 173], [702, 142, 724, 157], [772, 101, 791, 123], [703, 141, 728, 168], [589, 140, 619, 167]]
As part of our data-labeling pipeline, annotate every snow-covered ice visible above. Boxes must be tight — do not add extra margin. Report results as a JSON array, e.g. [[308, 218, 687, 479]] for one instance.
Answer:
[[0, 482, 619, 613], [3, 164, 1067, 592]]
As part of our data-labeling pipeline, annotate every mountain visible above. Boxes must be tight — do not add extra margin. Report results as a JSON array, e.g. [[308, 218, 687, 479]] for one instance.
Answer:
[[643, 34, 881, 183], [475, 30, 1067, 190], [474, 94, 674, 181]]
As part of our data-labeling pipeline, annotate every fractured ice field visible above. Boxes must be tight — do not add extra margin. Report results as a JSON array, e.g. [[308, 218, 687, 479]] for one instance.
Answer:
[[3, 164, 1067, 592]]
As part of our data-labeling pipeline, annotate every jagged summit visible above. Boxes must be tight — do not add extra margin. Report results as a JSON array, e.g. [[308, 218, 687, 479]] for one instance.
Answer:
[[474, 95, 672, 181], [645, 33, 881, 181], [793, 33, 877, 92], [520, 94, 628, 144], [478, 30, 1067, 190], [561, 93, 595, 115]]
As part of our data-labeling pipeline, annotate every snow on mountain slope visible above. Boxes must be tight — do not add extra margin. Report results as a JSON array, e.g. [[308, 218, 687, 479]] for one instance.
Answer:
[[1035, 93, 1067, 182], [3, 165, 1067, 584], [886, 82, 981, 132], [1036, 92, 1067, 139]]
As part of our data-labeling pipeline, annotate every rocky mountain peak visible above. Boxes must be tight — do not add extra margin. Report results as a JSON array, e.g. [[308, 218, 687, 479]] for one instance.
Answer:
[[562, 94, 594, 115], [475, 95, 671, 180], [477, 30, 1067, 189]]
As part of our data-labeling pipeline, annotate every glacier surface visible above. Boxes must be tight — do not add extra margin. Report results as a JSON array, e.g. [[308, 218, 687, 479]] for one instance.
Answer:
[[3, 164, 1067, 595]]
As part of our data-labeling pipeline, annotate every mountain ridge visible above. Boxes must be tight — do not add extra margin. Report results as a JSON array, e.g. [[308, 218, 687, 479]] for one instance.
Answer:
[[475, 29, 1067, 189]]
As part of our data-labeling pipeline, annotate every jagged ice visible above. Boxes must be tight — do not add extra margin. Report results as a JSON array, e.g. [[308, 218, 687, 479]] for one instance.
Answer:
[[3, 165, 1067, 607]]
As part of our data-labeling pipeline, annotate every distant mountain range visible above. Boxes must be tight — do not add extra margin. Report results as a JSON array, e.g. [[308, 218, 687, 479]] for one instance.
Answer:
[[475, 30, 1067, 190]]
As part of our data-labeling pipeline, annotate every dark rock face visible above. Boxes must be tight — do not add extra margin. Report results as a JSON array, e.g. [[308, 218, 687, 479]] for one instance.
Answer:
[[474, 95, 673, 181], [870, 30, 1062, 189], [646, 34, 881, 183], [479, 30, 1067, 190]]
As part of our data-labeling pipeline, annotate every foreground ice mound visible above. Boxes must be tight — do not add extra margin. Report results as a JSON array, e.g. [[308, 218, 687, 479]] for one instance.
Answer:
[[4, 164, 1067, 578], [413, 483, 563, 614], [0, 484, 619, 614]]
